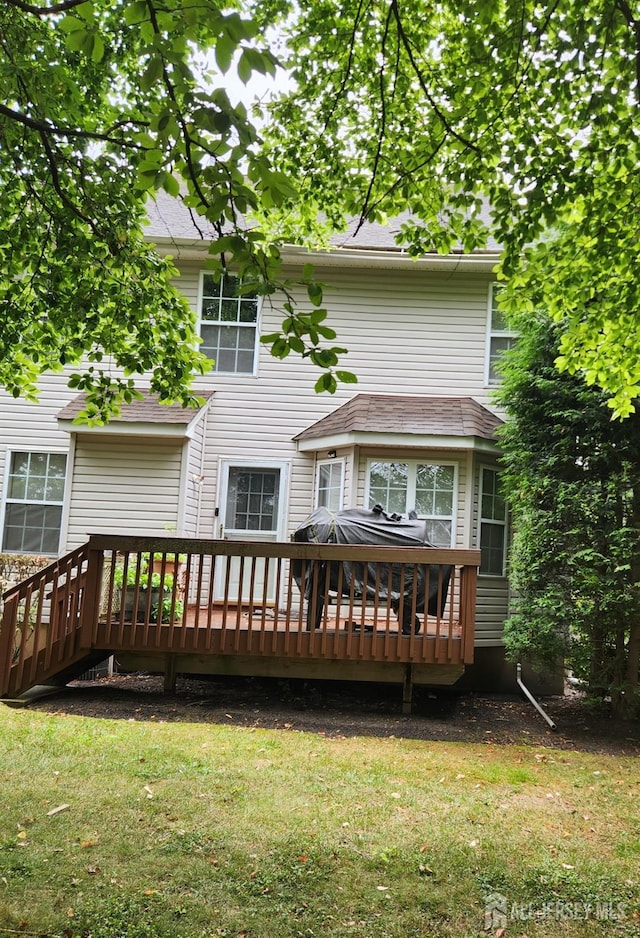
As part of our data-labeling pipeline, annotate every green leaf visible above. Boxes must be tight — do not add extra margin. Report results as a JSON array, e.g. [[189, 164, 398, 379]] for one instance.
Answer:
[[271, 338, 290, 359], [336, 370, 358, 384], [141, 57, 164, 92], [307, 283, 323, 306], [64, 27, 89, 53], [124, 1, 149, 25], [91, 34, 105, 63], [161, 173, 180, 197], [215, 34, 236, 75], [58, 15, 85, 33], [314, 372, 337, 393], [237, 49, 252, 85]]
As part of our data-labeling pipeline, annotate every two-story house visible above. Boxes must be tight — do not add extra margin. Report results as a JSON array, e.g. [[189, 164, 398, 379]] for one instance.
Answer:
[[0, 195, 545, 694]]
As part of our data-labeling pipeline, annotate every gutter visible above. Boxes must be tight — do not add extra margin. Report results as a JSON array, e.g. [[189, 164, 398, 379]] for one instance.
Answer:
[[516, 663, 557, 731]]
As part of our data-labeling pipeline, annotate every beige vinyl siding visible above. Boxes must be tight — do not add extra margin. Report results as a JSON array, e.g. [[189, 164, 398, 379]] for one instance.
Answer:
[[0, 262, 502, 574], [180, 263, 499, 431], [183, 418, 206, 537], [175, 261, 497, 539], [64, 436, 183, 549], [0, 375, 77, 488], [475, 578, 510, 645]]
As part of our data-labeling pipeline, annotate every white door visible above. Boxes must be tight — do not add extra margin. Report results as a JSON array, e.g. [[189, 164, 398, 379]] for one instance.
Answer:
[[216, 461, 289, 603]]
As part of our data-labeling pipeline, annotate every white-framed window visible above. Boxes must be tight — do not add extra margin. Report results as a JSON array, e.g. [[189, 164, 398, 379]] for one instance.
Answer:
[[485, 283, 517, 384], [199, 273, 260, 374], [365, 459, 457, 547], [2, 451, 67, 554], [315, 459, 345, 511], [479, 466, 507, 576]]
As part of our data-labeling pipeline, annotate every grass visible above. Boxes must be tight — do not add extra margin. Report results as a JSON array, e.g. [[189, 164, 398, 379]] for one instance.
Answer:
[[0, 705, 638, 937]]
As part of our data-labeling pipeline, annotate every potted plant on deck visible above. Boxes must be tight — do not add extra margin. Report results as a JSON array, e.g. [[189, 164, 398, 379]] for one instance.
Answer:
[[149, 552, 187, 596], [114, 556, 184, 623]]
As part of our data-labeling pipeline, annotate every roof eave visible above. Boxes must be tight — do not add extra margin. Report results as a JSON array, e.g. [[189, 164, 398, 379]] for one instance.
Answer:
[[147, 236, 500, 272], [57, 419, 203, 439], [295, 430, 502, 453]]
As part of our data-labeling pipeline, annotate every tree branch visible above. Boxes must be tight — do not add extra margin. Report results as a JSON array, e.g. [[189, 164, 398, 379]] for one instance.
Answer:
[[389, 0, 481, 155], [0, 102, 148, 148], [4, 0, 89, 14], [320, 0, 367, 136], [358, 3, 396, 231], [37, 129, 102, 239], [145, 0, 212, 213], [614, 0, 640, 104]]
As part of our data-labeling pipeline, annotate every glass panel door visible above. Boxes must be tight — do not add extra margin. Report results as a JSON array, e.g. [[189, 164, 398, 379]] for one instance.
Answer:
[[216, 462, 288, 603], [225, 467, 280, 534]]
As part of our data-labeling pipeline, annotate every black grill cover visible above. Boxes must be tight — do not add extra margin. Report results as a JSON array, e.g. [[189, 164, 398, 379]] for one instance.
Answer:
[[292, 506, 451, 624]]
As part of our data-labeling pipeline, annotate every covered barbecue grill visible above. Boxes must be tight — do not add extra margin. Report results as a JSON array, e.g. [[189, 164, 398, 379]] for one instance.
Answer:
[[292, 505, 452, 632]]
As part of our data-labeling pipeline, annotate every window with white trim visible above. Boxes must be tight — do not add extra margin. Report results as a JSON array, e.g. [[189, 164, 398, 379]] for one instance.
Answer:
[[366, 460, 456, 547], [315, 459, 344, 511], [486, 283, 517, 384], [479, 466, 507, 576], [199, 273, 259, 374], [2, 451, 67, 554]]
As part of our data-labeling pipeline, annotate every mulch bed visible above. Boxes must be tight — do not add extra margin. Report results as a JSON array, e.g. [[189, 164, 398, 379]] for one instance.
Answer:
[[19, 672, 640, 756]]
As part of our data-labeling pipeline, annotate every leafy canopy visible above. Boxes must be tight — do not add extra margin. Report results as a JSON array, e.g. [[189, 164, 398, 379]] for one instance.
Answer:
[[258, 0, 640, 417], [0, 0, 353, 422], [6, 0, 640, 418]]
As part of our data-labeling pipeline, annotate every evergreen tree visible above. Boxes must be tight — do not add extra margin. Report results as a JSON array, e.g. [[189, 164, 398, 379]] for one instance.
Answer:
[[497, 315, 640, 717]]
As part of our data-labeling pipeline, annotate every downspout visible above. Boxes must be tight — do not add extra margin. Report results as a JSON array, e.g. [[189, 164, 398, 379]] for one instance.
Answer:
[[516, 663, 557, 731], [194, 414, 207, 539]]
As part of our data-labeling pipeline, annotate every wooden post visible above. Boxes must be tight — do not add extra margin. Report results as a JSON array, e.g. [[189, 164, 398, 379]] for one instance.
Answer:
[[164, 654, 177, 693], [460, 564, 478, 664], [402, 663, 413, 715], [0, 594, 18, 696], [80, 546, 105, 650]]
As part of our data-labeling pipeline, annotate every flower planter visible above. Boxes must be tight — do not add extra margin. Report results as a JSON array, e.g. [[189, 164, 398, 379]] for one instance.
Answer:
[[118, 585, 162, 623], [150, 558, 186, 598]]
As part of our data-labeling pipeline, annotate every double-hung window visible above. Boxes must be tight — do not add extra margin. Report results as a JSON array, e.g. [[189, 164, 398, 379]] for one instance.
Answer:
[[315, 459, 344, 511], [479, 467, 507, 575], [366, 460, 456, 547], [486, 283, 517, 384], [199, 274, 259, 374], [2, 451, 67, 554]]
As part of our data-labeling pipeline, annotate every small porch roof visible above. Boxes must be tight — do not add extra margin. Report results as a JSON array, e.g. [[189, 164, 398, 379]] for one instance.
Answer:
[[293, 394, 503, 453], [57, 390, 214, 438]]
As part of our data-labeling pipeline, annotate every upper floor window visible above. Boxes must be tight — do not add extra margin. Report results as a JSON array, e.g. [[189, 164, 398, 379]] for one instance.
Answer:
[[315, 459, 344, 511], [479, 466, 507, 576], [199, 273, 259, 374], [486, 283, 517, 384], [2, 451, 67, 554], [366, 459, 456, 547]]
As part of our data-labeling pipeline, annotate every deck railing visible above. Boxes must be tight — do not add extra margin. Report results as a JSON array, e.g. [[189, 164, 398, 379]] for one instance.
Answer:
[[0, 535, 480, 698], [0, 544, 90, 697]]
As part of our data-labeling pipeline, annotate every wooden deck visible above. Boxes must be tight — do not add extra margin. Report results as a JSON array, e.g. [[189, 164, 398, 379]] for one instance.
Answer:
[[0, 535, 480, 710]]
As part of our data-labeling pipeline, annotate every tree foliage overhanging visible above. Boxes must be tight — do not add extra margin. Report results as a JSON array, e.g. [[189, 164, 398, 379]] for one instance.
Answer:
[[4, 0, 640, 419], [258, 0, 640, 417], [496, 313, 640, 718], [0, 0, 352, 422]]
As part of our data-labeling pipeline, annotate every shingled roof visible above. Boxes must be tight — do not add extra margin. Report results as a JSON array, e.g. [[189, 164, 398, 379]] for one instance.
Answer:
[[293, 394, 503, 444], [57, 390, 214, 431], [144, 191, 501, 254]]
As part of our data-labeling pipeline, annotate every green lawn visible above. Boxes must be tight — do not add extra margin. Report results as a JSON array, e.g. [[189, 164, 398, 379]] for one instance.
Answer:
[[0, 706, 638, 937]]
